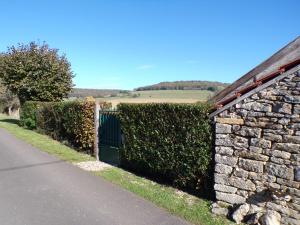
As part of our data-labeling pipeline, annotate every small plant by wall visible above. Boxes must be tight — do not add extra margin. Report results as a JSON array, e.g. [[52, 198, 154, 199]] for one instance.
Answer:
[[117, 103, 213, 194]]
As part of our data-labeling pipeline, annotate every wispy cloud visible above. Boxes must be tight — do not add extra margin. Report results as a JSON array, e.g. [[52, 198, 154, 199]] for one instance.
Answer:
[[136, 64, 155, 70], [185, 60, 199, 64]]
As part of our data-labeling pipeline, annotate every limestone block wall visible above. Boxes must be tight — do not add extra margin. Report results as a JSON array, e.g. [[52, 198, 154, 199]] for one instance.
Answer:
[[213, 72, 300, 225]]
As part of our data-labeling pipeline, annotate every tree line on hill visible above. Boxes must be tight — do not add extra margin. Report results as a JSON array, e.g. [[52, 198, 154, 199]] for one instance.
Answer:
[[69, 88, 122, 98], [134, 81, 229, 92]]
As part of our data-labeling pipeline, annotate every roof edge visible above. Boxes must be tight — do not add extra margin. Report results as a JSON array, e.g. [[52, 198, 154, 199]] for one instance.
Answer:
[[209, 64, 300, 118]]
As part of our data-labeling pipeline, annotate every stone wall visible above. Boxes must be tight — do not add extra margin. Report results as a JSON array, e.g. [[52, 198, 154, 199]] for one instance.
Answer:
[[213, 72, 300, 225]]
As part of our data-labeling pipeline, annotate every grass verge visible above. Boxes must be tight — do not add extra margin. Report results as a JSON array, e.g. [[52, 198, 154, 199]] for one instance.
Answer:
[[0, 114, 232, 225], [95, 168, 233, 225], [0, 114, 93, 162]]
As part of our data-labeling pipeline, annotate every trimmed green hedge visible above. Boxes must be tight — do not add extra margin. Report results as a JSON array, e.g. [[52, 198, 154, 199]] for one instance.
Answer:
[[20, 100, 95, 153], [118, 103, 213, 193]]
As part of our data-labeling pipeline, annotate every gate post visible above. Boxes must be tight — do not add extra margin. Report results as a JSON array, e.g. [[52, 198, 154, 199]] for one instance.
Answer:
[[94, 101, 100, 161]]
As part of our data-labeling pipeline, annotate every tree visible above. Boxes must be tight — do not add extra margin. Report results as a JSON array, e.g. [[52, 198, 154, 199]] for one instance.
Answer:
[[0, 42, 74, 104], [0, 80, 19, 114]]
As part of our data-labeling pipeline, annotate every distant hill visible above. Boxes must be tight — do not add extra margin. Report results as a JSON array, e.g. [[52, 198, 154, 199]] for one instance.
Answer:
[[70, 81, 230, 98], [135, 81, 229, 92], [69, 88, 123, 98]]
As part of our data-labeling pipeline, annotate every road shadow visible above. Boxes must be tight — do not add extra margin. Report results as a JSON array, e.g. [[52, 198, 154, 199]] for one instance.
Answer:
[[0, 160, 63, 173]]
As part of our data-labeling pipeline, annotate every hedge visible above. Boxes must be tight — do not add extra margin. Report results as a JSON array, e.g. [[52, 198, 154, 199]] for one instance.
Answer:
[[117, 103, 213, 194], [19, 101, 41, 129], [20, 99, 97, 153]]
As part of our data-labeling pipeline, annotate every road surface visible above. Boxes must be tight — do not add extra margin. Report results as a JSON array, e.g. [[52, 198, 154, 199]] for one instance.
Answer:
[[0, 128, 190, 225]]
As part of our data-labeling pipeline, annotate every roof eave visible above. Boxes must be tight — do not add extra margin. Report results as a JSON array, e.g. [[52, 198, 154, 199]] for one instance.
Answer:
[[209, 64, 300, 118]]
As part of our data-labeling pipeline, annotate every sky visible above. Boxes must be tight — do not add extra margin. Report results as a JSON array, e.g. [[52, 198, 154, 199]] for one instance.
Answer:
[[0, 0, 299, 90]]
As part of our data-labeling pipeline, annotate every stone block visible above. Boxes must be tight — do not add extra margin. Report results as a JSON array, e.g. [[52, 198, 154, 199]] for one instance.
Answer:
[[215, 164, 233, 175], [216, 192, 246, 205], [233, 168, 249, 178], [216, 123, 232, 134], [291, 154, 300, 161], [265, 123, 283, 130], [264, 128, 293, 135], [230, 176, 256, 191], [211, 203, 229, 216], [266, 202, 290, 215], [266, 149, 291, 159], [235, 126, 262, 138], [295, 167, 300, 182], [284, 217, 300, 225], [273, 102, 292, 114], [274, 143, 300, 154], [249, 146, 263, 154], [239, 158, 264, 173], [265, 163, 294, 180], [235, 150, 269, 161], [263, 133, 283, 142], [232, 203, 250, 224], [294, 104, 300, 114], [270, 157, 290, 165], [283, 135, 300, 144], [248, 172, 276, 182], [215, 117, 244, 125], [287, 123, 300, 130], [214, 173, 229, 185], [242, 102, 272, 112], [251, 138, 272, 149], [215, 134, 233, 147], [214, 184, 237, 193], [260, 210, 281, 225], [278, 118, 290, 125], [247, 111, 265, 117], [266, 112, 285, 118], [277, 178, 300, 188], [284, 95, 300, 103], [215, 146, 234, 155], [215, 154, 238, 166], [234, 136, 249, 148]]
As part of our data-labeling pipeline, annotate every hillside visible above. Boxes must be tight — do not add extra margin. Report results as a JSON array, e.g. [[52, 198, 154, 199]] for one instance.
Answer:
[[69, 80, 230, 99], [135, 81, 229, 92], [69, 88, 122, 98]]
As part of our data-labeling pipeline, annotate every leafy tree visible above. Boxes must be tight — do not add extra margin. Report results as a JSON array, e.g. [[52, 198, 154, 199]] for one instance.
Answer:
[[0, 42, 74, 104], [0, 80, 19, 113], [0, 80, 5, 96]]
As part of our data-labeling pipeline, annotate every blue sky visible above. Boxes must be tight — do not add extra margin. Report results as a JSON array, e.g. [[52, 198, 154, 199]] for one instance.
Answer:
[[0, 0, 299, 90]]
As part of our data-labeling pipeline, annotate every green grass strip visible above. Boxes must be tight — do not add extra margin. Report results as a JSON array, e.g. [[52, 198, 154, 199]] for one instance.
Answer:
[[95, 168, 233, 225], [0, 114, 94, 162]]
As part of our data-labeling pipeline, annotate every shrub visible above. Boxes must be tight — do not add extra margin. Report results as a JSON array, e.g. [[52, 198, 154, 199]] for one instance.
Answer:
[[117, 103, 213, 194], [20, 100, 96, 154], [20, 101, 42, 129], [99, 101, 112, 110]]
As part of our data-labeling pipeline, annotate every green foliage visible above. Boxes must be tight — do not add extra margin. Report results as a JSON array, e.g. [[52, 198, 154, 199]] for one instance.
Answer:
[[99, 101, 112, 110], [0, 42, 73, 104], [117, 103, 213, 194], [20, 100, 95, 154], [19, 101, 41, 129], [0, 80, 19, 114]]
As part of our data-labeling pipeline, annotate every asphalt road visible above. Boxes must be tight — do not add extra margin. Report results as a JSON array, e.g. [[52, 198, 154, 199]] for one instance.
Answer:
[[0, 128, 190, 225]]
